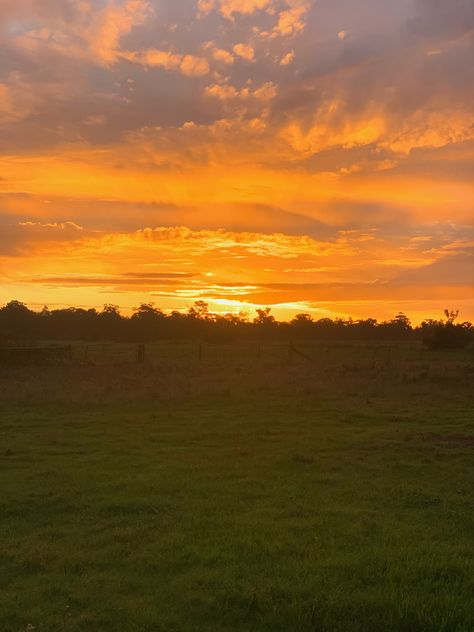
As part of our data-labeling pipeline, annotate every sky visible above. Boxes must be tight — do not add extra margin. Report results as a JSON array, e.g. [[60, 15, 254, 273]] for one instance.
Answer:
[[0, 0, 473, 322]]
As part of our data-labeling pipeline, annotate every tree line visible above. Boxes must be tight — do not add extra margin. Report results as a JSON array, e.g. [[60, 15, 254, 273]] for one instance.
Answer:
[[0, 300, 472, 349]]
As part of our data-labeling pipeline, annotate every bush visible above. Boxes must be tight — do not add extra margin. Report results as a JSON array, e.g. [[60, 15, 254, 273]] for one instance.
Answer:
[[423, 323, 472, 350]]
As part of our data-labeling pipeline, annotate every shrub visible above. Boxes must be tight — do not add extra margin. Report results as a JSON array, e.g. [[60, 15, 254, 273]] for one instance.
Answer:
[[423, 323, 472, 350]]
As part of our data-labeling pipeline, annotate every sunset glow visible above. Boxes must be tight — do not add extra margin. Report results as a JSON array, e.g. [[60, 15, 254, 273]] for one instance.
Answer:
[[1, 0, 473, 320]]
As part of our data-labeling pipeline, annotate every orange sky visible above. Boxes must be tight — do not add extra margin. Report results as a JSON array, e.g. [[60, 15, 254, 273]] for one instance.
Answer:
[[0, 0, 473, 322]]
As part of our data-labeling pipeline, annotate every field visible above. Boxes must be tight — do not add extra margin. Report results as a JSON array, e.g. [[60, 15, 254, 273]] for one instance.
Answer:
[[1, 342, 473, 631]]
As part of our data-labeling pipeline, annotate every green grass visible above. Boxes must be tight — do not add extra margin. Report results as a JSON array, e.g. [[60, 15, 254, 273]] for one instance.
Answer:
[[1, 343, 473, 631]]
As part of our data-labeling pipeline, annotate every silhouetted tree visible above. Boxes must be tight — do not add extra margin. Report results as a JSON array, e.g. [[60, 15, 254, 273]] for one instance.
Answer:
[[0, 301, 37, 342], [254, 307, 275, 325], [131, 303, 165, 341], [291, 313, 314, 339], [444, 309, 459, 325], [99, 304, 124, 340], [188, 301, 211, 320], [0, 301, 472, 347]]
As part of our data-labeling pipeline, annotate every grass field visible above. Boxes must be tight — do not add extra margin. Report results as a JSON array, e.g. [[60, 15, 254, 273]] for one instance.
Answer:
[[1, 342, 473, 631]]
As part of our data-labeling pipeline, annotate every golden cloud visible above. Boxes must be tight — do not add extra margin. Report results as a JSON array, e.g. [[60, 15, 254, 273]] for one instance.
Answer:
[[15, 0, 152, 66], [233, 42, 256, 61], [122, 49, 210, 76]]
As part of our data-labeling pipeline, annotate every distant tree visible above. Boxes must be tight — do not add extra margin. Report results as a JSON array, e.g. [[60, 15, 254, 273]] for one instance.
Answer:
[[0, 299, 472, 345], [102, 304, 120, 316], [222, 311, 249, 326], [252, 308, 277, 340], [188, 301, 211, 320], [99, 304, 124, 340], [253, 307, 276, 325], [0, 301, 36, 342], [444, 309, 459, 325], [131, 303, 165, 341], [393, 312, 411, 330], [312, 317, 341, 340], [291, 313, 313, 325], [420, 318, 442, 329], [378, 312, 413, 340], [132, 303, 164, 323], [290, 313, 314, 339]]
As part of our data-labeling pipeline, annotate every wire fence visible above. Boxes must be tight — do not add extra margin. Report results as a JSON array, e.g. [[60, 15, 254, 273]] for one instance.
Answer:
[[1, 340, 471, 368]]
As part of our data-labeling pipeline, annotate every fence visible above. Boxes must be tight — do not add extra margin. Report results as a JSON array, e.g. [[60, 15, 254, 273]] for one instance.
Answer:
[[0, 346, 73, 366], [0, 340, 441, 367]]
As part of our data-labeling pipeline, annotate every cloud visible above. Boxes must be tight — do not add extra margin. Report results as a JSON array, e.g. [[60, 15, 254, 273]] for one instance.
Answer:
[[15, 0, 153, 66], [280, 50, 295, 65], [0, 81, 25, 124], [86, 0, 152, 65], [2, 217, 472, 320], [31, 271, 197, 287], [272, 2, 310, 37], [233, 42, 255, 61], [0, 215, 85, 255], [19, 221, 83, 231], [382, 110, 474, 154], [389, 249, 474, 287], [83, 114, 107, 126], [203, 42, 235, 64], [204, 81, 277, 102], [199, 0, 311, 24], [406, 0, 474, 43], [217, 0, 272, 19], [197, 0, 217, 16], [280, 99, 387, 154], [12, 1, 211, 77], [13, 232, 473, 311], [0, 71, 66, 125], [122, 49, 210, 76]]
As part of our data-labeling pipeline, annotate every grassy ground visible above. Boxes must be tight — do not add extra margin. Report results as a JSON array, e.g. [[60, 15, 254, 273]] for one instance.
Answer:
[[1, 343, 473, 631]]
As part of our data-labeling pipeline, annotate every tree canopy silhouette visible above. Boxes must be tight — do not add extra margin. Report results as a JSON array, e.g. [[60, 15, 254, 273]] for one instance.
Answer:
[[0, 300, 472, 348]]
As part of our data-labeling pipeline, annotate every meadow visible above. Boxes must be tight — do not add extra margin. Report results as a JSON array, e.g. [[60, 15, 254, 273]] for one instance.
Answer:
[[1, 342, 473, 631]]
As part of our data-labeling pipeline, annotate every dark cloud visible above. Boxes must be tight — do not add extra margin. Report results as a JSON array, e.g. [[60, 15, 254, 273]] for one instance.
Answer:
[[389, 250, 474, 287], [0, 213, 86, 255], [406, 0, 474, 42], [1, 0, 472, 160], [30, 272, 196, 287], [0, 192, 336, 235]]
